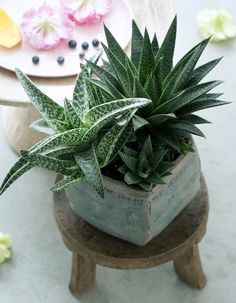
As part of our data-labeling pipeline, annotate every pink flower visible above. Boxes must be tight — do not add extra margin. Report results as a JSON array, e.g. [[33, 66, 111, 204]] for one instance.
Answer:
[[61, 0, 112, 25], [21, 3, 75, 50]]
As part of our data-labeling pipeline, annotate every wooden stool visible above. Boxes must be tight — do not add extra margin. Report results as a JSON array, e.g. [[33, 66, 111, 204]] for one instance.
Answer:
[[53, 176, 209, 297]]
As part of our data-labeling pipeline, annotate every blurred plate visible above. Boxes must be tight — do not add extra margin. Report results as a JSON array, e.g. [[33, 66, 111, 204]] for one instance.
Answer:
[[0, 0, 133, 77]]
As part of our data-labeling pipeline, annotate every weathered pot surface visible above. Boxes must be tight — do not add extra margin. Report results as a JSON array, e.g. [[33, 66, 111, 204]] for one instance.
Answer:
[[66, 143, 201, 246]]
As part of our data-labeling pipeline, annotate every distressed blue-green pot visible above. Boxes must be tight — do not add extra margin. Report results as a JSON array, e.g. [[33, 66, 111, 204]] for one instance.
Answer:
[[66, 146, 201, 246]]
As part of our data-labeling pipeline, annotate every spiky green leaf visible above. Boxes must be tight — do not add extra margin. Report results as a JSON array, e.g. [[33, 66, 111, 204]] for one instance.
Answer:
[[64, 98, 81, 127], [139, 181, 153, 191], [144, 72, 159, 105], [123, 146, 138, 157], [50, 174, 84, 192], [158, 162, 175, 176], [102, 59, 116, 76], [85, 78, 113, 98], [140, 135, 153, 159], [75, 145, 104, 197], [132, 115, 149, 131], [21, 150, 77, 175], [83, 98, 151, 127], [96, 118, 134, 167], [160, 39, 210, 102], [81, 98, 150, 144], [152, 81, 223, 115], [145, 172, 165, 184], [124, 171, 142, 185], [119, 152, 138, 172], [43, 146, 79, 158], [102, 43, 132, 95], [15, 69, 65, 130], [73, 65, 90, 118], [148, 114, 175, 126], [152, 33, 159, 55], [153, 129, 180, 151], [137, 154, 151, 178], [155, 16, 177, 80], [30, 119, 54, 135], [0, 158, 33, 195], [131, 20, 144, 67], [29, 128, 87, 155], [186, 57, 222, 87], [104, 24, 128, 65], [86, 59, 121, 90], [164, 120, 205, 137], [0, 139, 45, 194], [149, 148, 168, 171], [176, 99, 229, 116], [139, 29, 156, 85], [181, 114, 210, 124], [104, 76, 125, 99]]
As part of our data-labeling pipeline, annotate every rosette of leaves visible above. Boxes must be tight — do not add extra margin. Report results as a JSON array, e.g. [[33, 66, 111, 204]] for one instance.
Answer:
[[0, 62, 151, 198], [118, 136, 174, 191], [86, 17, 229, 153]]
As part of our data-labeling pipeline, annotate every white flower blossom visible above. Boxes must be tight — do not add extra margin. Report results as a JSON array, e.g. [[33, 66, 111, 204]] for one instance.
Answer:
[[0, 232, 12, 264], [197, 9, 236, 42]]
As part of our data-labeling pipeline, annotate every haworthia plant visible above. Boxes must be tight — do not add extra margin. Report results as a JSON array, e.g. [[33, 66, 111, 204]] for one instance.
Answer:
[[0, 17, 228, 197], [86, 16, 228, 188], [118, 136, 171, 191], [0, 65, 151, 197]]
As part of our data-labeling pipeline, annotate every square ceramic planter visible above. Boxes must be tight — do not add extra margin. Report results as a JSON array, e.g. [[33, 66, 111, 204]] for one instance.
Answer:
[[66, 146, 201, 246]]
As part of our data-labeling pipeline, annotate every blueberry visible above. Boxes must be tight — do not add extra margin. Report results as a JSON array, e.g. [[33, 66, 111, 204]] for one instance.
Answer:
[[79, 52, 85, 60], [32, 56, 40, 64], [68, 40, 77, 49], [92, 39, 100, 47], [82, 42, 89, 50], [57, 56, 65, 65]]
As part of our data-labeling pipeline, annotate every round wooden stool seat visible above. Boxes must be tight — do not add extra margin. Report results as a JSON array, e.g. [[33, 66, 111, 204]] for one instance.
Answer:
[[53, 175, 209, 297]]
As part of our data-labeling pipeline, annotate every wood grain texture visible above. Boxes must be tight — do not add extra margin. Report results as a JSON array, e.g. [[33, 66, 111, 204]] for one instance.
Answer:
[[69, 253, 96, 296], [0, 0, 175, 106], [53, 176, 209, 270], [174, 244, 207, 288]]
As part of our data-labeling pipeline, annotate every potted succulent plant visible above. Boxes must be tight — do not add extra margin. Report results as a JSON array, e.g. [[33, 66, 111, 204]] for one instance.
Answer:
[[0, 17, 227, 246]]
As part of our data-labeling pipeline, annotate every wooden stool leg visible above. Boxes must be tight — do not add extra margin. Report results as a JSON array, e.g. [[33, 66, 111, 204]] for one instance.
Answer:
[[69, 253, 96, 296], [173, 244, 207, 289]]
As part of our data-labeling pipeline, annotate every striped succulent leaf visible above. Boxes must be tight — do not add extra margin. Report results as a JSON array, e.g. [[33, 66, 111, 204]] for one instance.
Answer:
[[28, 128, 87, 155], [0, 158, 33, 195], [81, 98, 151, 143], [88, 18, 228, 155], [75, 144, 104, 197], [1, 65, 151, 197], [0, 18, 228, 197], [0, 138, 46, 195], [15, 69, 65, 130], [73, 64, 90, 118], [96, 114, 134, 167], [30, 118, 54, 135], [119, 136, 171, 190], [64, 98, 81, 128], [21, 150, 77, 175], [83, 98, 151, 127], [50, 174, 84, 192]]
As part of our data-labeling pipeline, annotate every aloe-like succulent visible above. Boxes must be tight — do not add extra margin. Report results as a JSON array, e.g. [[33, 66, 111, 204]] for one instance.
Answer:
[[118, 136, 174, 191], [84, 17, 228, 189], [0, 16, 228, 197], [87, 17, 228, 154], [0, 61, 151, 197]]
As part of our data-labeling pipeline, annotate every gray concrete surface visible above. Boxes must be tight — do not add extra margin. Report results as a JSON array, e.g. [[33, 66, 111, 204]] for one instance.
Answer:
[[0, 0, 236, 302]]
